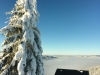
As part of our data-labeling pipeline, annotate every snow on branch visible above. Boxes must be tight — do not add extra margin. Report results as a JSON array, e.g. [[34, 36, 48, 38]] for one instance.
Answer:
[[0, 57, 18, 75], [0, 54, 9, 64], [2, 34, 22, 46], [0, 25, 22, 33], [0, 25, 22, 37], [2, 41, 19, 54]]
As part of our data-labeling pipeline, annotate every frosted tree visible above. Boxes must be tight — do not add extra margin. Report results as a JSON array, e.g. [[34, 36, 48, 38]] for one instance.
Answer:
[[0, 0, 45, 75]]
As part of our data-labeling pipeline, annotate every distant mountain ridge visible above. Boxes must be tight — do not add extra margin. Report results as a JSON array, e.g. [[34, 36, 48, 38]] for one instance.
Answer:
[[43, 55, 58, 60]]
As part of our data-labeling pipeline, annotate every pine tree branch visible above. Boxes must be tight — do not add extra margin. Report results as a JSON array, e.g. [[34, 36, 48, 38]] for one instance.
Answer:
[[2, 41, 19, 54], [0, 25, 22, 37], [2, 33, 22, 46]]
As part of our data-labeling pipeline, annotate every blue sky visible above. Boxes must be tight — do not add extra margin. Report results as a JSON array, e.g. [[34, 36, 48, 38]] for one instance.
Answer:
[[0, 0, 100, 55]]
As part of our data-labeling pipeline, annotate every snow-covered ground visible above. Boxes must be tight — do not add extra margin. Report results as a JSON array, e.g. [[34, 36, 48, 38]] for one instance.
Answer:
[[43, 55, 100, 75]]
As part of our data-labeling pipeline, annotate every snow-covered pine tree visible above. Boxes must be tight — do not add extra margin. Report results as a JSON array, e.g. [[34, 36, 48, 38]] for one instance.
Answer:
[[0, 0, 45, 75]]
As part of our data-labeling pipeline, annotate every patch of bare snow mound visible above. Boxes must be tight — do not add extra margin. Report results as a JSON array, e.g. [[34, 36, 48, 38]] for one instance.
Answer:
[[86, 66, 100, 75]]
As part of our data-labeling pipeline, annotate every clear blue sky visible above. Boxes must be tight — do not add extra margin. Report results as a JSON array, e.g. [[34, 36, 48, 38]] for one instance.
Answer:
[[0, 0, 100, 55]]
